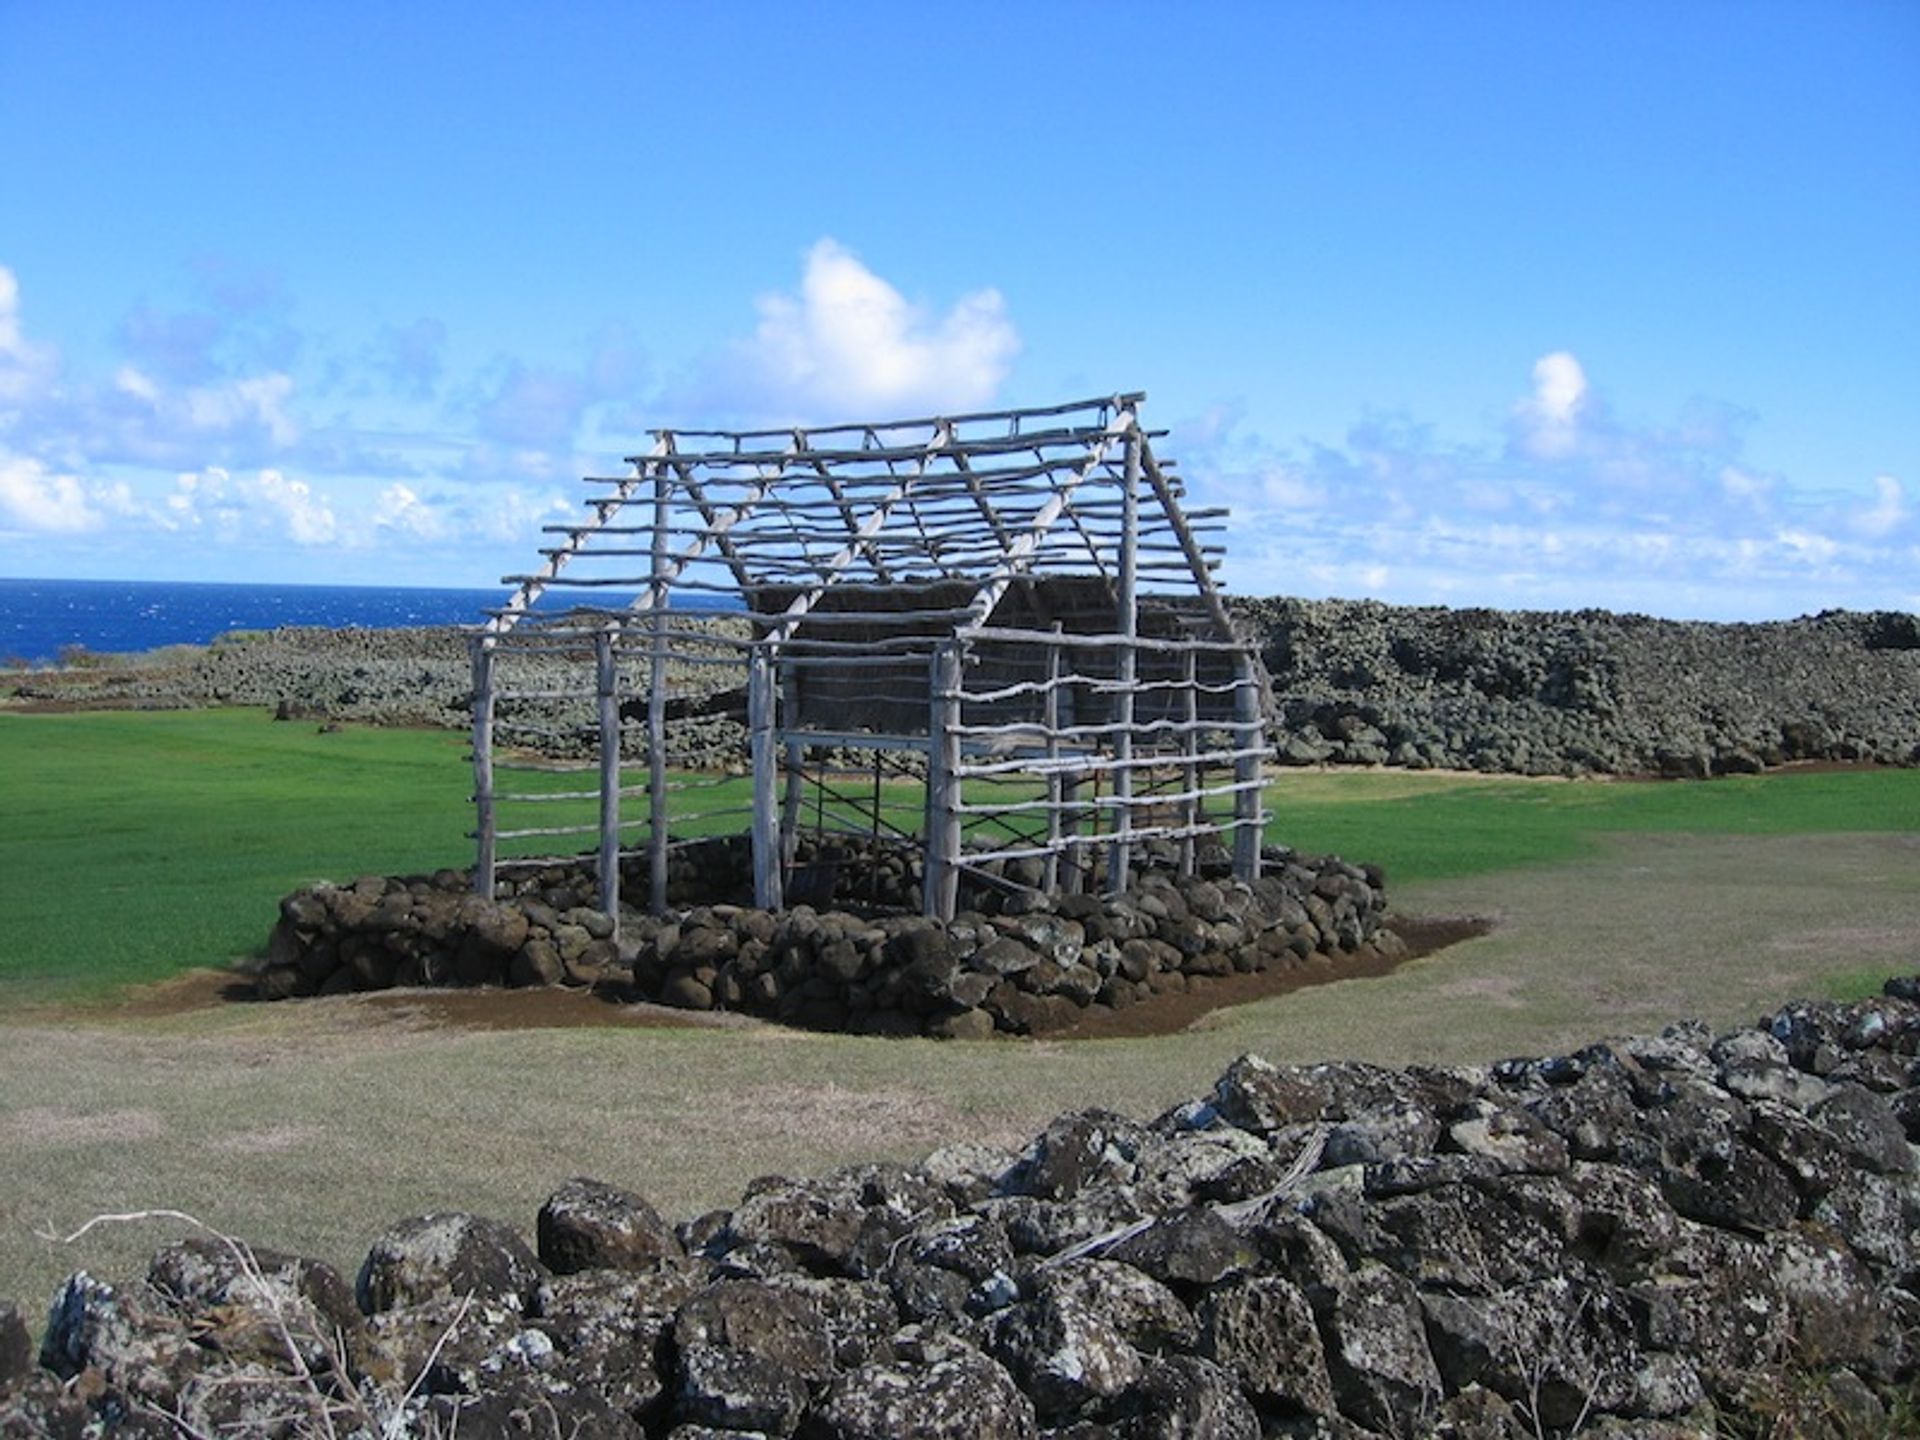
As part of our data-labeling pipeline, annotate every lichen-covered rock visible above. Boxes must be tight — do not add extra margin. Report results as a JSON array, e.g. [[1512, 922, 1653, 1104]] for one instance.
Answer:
[[356, 1212, 546, 1315], [675, 1342, 809, 1433], [986, 1288, 1143, 1417], [1038, 1260, 1196, 1356], [1318, 1262, 1445, 1434], [1108, 1206, 1258, 1295], [1198, 1274, 1334, 1415], [38, 1272, 203, 1407], [802, 1336, 1037, 1440], [537, 1267, 694, 1418], [1006, 1110, 1146, 1202], [144, 1236, 361, 1374]]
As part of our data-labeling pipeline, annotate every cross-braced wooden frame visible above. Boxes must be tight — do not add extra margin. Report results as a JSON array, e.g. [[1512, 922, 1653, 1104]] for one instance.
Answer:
[[469, 392, 1269, 922]]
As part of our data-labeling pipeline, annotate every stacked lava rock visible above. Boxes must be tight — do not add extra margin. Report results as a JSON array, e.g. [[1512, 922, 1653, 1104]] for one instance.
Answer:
[[256, 845, 1393, 1038], [8, 978, 1919, 1436]]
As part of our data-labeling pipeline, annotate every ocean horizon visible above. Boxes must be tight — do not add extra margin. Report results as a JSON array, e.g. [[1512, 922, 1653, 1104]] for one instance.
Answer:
[[0, 577, 736, 664]]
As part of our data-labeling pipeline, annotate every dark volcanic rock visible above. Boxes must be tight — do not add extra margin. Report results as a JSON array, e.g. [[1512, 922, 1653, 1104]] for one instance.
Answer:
[[356, 1212, 546, 1315], [537, 1177, 684, 1274], [13, 972, 1920, 1437]]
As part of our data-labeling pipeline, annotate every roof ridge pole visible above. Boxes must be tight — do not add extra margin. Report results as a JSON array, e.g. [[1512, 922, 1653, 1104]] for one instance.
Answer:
[[1106, 424, 1141, 896]]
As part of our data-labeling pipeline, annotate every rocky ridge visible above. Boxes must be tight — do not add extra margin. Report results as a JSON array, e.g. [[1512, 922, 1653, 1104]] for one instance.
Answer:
[[8, 978, 1920, 1437], [1243, 600, 1920, 777], [7, 602, 1917, 778]]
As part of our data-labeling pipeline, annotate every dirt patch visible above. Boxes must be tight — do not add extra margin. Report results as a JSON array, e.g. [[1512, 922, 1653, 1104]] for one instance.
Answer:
[[2, 1106, 166, 1147], [1057, 913, 1495, 1040], [86, 913, 1493, 1041]]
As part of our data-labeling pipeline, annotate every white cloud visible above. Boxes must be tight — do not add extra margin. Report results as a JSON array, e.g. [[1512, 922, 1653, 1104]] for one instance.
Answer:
[[1719, 464, 1771, 504], [1258, 463, 1325, 510], [1852, 474, 1906, 539], [372, 482, 446, 540], [1512, 350, 1590, 459], [161, 465, 336, 545], [1196, 354, 1918, 619], [724, 239, 1019, 417], [258, 470, 336, 544], [0, 267, 21, 354], [0, 454, 102, 532], [175, 373, 300, 447], [0, 265, 57, 407]]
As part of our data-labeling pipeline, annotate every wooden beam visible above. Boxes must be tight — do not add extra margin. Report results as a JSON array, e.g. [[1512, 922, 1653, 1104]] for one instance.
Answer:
[[488, 436, 670, 633], [767, 419, 957, 642], [958, 402, 1138, 632]]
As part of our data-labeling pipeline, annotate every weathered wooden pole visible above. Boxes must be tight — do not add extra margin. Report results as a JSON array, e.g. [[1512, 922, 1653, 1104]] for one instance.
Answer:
[[1180, 646, 1199, 878], [1106, 425, 1140, 895], [748, 645, 783, 909], [924, 641, 963, 918], [595, 624, 622, 920], [1042, 624, 1064, 894], [647, 467, 671, 914], [1232, 651, 1264, 883], [469, 633, 497, 900]]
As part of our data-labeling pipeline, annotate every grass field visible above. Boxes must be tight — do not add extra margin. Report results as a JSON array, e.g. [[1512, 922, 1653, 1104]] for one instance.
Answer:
[[2, 706, 1918, 1306], [2, 706, 1916, 999], [0, 710, 476, 999]]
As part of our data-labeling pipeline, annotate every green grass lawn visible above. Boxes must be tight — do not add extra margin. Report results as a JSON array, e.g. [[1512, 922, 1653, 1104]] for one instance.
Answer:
[[0, 710, 476, 999], [3, 706, 1917, 1001], [1264, 766, 1920, 885]]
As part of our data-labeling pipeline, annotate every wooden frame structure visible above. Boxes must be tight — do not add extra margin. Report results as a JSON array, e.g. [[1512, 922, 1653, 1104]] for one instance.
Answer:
[[469, 392, 1269, 922]]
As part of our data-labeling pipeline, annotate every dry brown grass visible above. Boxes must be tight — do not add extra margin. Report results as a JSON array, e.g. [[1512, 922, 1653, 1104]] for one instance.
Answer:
[[5, 830, 1918, 1311]]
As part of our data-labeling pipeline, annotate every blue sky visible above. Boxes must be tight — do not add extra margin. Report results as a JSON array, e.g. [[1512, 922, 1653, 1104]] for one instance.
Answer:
[[1, 1, 1914, 618]]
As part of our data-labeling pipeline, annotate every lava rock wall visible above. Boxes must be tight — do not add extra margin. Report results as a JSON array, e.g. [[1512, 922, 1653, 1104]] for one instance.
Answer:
[[10, 979, 1920, 1436], [256, 839, 1393, 1039]]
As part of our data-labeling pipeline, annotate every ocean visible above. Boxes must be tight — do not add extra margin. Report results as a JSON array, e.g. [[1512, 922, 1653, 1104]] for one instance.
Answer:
[[0, 577, 663, 664]]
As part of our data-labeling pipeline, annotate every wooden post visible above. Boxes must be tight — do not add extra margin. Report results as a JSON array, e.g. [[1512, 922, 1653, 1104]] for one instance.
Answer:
[[646, 610, 668, 914], [595, 625, 622, 920], [748, 646, 783, 909], [924, 641, 963, 919], [1180, 646, 1199, 878], [1042, 624, 1063, 894], [1106, 426, 1140, 895], [1233, 651, 1264, 883], [647, 467, 671, 914], [470, 634, 497, 900]]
